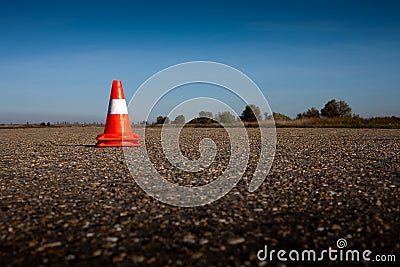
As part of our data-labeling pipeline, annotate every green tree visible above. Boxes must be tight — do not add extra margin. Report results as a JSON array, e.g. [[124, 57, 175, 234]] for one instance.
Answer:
[[321, 99, 352, 117], [199, 111, 213, 118], [297, 107, 320, 119], [156, 116, 169, 124], [321, 99, 340, 117], [173, 115, 185, 124], [240, 104, 262, 122], [273, 112, 291, 120], [337, 100, 352, 117], [264, 112, 273, 120], [307, 107, 320, 118], [215, 111, 235, 123], [188, 117, 215, 124]]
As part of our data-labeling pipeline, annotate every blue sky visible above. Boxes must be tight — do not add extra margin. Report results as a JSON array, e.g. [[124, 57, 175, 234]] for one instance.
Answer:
[[0, 0, 399, 123]]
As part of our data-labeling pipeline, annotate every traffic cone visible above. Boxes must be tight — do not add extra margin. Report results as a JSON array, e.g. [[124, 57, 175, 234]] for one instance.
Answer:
[[96, 80, 141, 147]]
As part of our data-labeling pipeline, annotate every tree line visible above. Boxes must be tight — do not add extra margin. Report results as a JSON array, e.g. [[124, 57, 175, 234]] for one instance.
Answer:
[[151, 99, 353, 125], [296, 99, 352, 119], [153, 104, 262, 125]]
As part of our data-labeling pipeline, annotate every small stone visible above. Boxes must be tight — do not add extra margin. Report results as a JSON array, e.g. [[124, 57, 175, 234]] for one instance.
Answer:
[[106, 237, 118, 243], [147, 257, 156, 264], [112, 253, 126, 262], [183, 234, 196, 244], [130, 255, 145, 263], [36, 241, 62, 252], [192, 252, 203, 259], [93, 250, 102, 257], [228, 237, 245, 245], [65, 254, 75, 261], [28, 240, 38, 247], [199, 238, 209, 245]]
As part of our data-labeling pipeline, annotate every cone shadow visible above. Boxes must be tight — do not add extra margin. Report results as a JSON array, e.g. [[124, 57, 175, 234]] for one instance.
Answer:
[[56, 144, 97, 147]]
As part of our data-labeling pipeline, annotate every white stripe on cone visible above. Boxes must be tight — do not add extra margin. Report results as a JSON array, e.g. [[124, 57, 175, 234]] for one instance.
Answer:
[[108, 99, 128, 114]]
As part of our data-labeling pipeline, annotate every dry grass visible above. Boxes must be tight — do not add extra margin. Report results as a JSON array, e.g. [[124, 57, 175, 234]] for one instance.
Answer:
[[275, 116, 400, 128], [145, 116, 400, 129], [2, 116, 399, 129]]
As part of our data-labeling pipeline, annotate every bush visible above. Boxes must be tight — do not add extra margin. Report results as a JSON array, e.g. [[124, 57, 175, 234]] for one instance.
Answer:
[[156, 116, 169, 124], [297, 107, 320, 119], [173, 115, 185, 124], [240, 104, 262, 122], [321, 99, 352, 117], [215, 111, 235, 123], [273, 112, 291, 120]]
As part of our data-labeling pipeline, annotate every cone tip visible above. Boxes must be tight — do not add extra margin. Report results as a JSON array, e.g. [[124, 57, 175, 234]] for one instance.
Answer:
[[110, 80, 125, 99]]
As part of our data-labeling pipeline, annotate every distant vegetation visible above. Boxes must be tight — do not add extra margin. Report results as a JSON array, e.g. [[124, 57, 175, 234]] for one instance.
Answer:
[[276, 116, 400, 128], [156, 116, 170, 124], [215, 111, 236, 123], [147, 99, 399, 129], [173, 115, 185, 124], [273, 112, 291, 121], [275, 99, 399, 128], [297, 99, 352, 119], [240, 104, 262, 122], [1, 99, 399, 129], [0, 121, 102, 129]]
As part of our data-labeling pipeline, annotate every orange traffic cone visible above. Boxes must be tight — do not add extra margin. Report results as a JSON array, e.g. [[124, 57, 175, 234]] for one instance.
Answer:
[[96, 80, 141, 147]]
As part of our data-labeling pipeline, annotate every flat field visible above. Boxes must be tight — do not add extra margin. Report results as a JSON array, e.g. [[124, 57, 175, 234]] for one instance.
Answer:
[[0, 127, 399, 266]]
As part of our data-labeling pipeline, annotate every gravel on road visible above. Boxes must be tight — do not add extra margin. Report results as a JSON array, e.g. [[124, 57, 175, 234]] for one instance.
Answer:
[[0, 127, 399, 266]]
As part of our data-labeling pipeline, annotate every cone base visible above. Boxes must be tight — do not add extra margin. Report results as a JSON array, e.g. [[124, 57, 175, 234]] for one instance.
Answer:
[[96, 133, 141, 147], [96, 140, 141, 147]]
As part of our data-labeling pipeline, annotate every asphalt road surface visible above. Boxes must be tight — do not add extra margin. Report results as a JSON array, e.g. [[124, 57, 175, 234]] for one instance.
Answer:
[[0, 127, 399, 266]]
